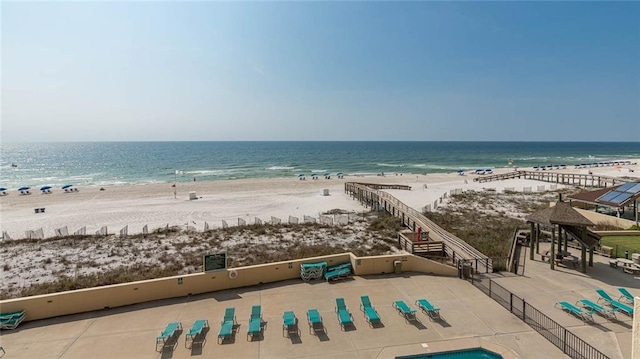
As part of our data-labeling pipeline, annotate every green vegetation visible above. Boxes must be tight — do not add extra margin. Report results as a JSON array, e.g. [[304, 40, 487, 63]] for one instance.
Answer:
[[423, 189, 570, 270], [600, 235, 640, 257]]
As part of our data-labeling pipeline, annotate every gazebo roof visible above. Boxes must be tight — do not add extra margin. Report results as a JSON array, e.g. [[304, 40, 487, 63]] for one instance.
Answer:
[[526, 201, 594, 227]]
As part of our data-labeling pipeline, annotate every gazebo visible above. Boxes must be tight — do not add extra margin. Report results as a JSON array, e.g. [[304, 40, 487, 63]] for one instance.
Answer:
[[526, 201, 601, 273]]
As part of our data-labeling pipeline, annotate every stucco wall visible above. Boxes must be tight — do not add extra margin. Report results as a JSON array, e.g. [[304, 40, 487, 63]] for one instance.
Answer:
[[0, 253, 456, 322], [634, 297, 639, 359]]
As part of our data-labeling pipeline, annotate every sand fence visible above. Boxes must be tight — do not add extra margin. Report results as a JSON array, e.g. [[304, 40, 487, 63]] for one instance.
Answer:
[[1, 212, 362, 241]]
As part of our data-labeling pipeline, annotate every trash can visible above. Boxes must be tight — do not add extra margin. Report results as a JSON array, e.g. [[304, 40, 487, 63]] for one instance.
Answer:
[[462, 263, 473, 279], [393, 260, 402, 274]]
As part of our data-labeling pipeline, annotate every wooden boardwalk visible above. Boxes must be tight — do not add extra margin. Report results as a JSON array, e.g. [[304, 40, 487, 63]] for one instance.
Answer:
[[473, 170, 628, 187], [345, 182, 492, 273]]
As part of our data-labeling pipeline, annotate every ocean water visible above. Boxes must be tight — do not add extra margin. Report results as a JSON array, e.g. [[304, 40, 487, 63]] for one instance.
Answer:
[[1, 141, 638, 189]]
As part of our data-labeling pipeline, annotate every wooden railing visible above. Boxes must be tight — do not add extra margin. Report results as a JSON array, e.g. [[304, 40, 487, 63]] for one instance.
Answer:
[[346, 182, 492, 273], [473, 170, 628, 188]]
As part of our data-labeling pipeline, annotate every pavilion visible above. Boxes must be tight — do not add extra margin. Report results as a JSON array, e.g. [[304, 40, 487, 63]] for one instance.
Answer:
[[526, 201, 601, 273]]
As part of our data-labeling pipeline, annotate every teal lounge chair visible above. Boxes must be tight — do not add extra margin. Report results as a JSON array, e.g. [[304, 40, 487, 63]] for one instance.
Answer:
[[222, 307, 237, 325], [282, 311, 298, 337], [218, 308, 237, 344], [606, 300, 634, 317], [0, 310, 25, 321], [595, 289, 615, 304], [185, 319, 209, 348], [156, 322, 183, 350], [577, 299, 617, 319], [217, 321, 234, 344], [393, 300, 417, 322], [247, 305, 263, 340], [307, 309, 325, 335], [596, 289, 634, 316], [416, 298, 441, 320], [0, 310, 26, 330], [360, 295, 380, 326], [335, 297, 353, 329], [555, 301, 594, 322], [617, 287, 635, 304], [324, 267, 352, 282]]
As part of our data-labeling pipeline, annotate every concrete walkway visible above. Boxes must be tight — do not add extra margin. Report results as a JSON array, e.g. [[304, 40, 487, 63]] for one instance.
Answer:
[[491, 242, 638, 359]]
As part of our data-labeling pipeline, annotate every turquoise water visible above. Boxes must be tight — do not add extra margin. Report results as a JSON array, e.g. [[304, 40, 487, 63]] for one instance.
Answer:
[[1, 141, 638, 189], [397, 347, 503, 359]]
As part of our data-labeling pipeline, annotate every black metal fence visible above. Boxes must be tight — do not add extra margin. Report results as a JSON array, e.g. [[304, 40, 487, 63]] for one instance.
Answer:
[[466, 266, 609, 359]]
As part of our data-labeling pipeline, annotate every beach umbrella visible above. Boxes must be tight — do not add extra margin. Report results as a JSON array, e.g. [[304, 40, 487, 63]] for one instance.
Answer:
[[61, 184, 73, 189], [40, 186, 52, 191], [0, 187, 6, 191], [18, 186, 30, 191], [297, 174, 305, 177]]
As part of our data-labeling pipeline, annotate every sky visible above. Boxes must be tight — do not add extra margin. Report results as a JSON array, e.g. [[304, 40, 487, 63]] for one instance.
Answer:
[[2, 1, 639, 142]]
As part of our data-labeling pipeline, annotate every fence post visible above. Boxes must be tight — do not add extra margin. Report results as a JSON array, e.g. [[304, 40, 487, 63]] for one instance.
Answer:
[[489, 279, 492, 297], [563, 328, 567, 354], [510, 293, 513, 313], [522, 300, 526, 321]]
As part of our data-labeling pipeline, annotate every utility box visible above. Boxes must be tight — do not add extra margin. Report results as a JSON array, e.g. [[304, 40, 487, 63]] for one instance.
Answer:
[[393, 260, 402, 274], [462, 263, 473, 279], [189, 191, 197, 200]]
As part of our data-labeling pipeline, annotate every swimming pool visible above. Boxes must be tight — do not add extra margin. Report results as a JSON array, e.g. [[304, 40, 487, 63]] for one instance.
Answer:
[[397, 347, 504, 359]]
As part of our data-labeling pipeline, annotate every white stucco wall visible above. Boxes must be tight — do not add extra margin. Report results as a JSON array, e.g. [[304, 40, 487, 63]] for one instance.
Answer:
[[634, 297, 639, 359]]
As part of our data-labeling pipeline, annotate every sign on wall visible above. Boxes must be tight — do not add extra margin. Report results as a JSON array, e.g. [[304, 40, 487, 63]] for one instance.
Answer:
[[203, 253, 227, 272]]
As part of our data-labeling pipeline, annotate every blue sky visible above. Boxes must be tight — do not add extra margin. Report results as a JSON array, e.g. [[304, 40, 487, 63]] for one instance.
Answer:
[[2, 1, 639, 142]]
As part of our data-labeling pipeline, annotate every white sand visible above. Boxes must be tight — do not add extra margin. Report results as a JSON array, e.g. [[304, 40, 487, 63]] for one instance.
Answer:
[[1, 160, 638, 296], [1, 161, 638, 240]]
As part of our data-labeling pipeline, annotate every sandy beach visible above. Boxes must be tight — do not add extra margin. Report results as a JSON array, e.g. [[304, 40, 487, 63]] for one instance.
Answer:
[[1, 162, 639, 240], [1, 161, 638, 298]]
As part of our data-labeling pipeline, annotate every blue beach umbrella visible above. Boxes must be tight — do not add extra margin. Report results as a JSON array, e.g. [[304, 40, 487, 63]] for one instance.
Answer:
[[0, 187, 6, 191], [61, 184, 73, 189], [297, 174, 305, 177], [18, 186, 30, 191], [40, 186, 52, 191]]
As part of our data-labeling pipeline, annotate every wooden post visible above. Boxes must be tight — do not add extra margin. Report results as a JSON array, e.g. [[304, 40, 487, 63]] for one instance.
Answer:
[[581, 227, 587, 273], [558, 227, 563, 252], [589, 246, 594, 267], [535, 223, 540, 254], [550, 225, 555, 270], [529, 221, 535, 260]]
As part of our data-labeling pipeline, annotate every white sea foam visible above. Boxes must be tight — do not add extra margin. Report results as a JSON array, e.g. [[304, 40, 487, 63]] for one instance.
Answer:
[[265, 166, 295, 171]]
